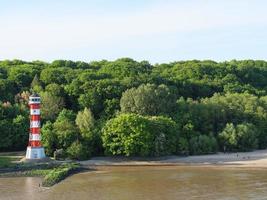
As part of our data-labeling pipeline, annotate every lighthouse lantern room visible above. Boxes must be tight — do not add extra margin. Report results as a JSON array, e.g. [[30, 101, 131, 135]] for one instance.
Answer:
[[25, 93, 46, 160]]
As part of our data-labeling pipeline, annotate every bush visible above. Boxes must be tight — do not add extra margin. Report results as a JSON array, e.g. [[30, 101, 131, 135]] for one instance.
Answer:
[[42, 163, 79, 187], [219, 123, 258, 152], [66, 141, 91, 160], [149, 116, 177, 156], [177, 137, 189, 155], [102, 114, 177, 156], [41, 121, 57, 156], [236, 123, 259, 151], [53, 109, 79, 149], [189, 135, 218, 155]]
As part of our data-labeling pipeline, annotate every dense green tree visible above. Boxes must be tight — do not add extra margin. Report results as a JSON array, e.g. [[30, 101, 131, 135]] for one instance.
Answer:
[[41, 91, 65, 121], [120, 84, 177, 116], [102, 114, 177, 156], [0, 58, 267, 156], [40, 67, 68, 84], [189, 135, 217, 155], [219, 123, 258, 152], [67, 140, 91, 160], [99, 58, 152, 79], [75, 107, 95, 139], [0, 119, 13, 150], [0, 79, 15, 102], [41, 121, 57, 156], [31, 74, 43, 92], [11, 115, 28, 150], [53, 109, 79, 149]]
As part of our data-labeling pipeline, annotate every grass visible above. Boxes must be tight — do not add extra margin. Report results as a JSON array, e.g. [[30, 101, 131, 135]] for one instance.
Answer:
[[42, 163, 80, 187], [0, 156, 20, 168], [0, 154, 82, 187]]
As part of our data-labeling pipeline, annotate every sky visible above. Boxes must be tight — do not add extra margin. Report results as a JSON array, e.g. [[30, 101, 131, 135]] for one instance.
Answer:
[[0, 0, 267, 63]]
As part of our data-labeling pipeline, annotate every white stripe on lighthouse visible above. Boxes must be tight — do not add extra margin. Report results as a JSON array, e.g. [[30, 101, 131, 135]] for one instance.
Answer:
[[30, 121, 40, 128], [29, 134, 41, 141], [30, 109, 40, 115]]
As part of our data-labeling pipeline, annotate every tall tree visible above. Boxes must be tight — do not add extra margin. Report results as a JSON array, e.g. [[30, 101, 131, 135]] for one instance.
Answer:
[[76, 107, 95, 139]]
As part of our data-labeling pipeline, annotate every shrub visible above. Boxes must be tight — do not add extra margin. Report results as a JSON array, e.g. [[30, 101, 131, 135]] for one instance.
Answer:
[[53, 109, 79, 149], [177, 137, 189, 155], [149, 116, 177, 156], [219, 123, 258, 152], [189, 135, 217, 155], [42, 164, 79, 187], [102, 114, 177, 156], [236, 123, 259, 151], [41, 121, 57, 156], [66, 141, 91, 160]]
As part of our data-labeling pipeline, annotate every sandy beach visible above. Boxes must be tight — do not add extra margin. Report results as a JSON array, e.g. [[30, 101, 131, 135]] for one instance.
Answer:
[[2, 150, 267, 168], [80, 149, 267, 168]]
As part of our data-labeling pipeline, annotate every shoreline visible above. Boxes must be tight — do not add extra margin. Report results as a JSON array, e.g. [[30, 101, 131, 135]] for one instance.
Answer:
[[80, 149, 267, 168], [1, 149, 267, 187]]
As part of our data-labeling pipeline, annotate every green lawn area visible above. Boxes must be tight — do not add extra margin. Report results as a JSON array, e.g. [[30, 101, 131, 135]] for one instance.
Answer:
[[0, 154, 81, 187], [0, 156, 21, 168]]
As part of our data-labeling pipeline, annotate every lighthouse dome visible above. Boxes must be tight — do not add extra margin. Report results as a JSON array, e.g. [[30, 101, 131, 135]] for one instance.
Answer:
[[30, 93, 40, 97]]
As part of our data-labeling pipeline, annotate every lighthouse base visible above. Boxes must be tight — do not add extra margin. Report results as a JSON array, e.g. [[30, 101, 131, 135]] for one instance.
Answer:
[[26, 146, 46, 159]]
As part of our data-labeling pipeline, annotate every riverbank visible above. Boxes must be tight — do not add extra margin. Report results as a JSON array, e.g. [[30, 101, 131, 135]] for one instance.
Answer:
[[80, 149, 267, 168], [0, 154, 82, 187], [1, 149, 267, 188]]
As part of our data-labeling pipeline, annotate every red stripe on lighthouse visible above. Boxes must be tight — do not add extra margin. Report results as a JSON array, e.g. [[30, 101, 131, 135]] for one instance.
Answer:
[[31, 128, 40, 134], [31, 115, 40, 121], [30, 104, 40, 109], [29, 141, 42, 147], [28, 96, 42, 148]]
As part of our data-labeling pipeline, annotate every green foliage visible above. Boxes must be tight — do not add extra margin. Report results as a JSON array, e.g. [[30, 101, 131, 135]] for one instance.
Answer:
[[175, 92, 267, 152], [189, 135, 218, 155], [41, 121, 57, 156], [0, 58, 267, 156], [99, 58, 152, 79], [66, 140, 91, 160], [31, 74, 43, 93], [40, 91, 65, 121], [177, 137, 189, 155], [219, 123, 258, 152], [149, 116, 177, 156], [53, 109, 79, 149], [0, 119, 13, 150], [11, 115, 28, 150], [40, 67, 67, 85], [102, 114, 177, 156], [120, 83, 177, 116], [42, 163, 79, 187], [0, 79, 15, 102], [0, 156, 19, 168], [0, 103, 28, 151], [75, 107, 95, 137]]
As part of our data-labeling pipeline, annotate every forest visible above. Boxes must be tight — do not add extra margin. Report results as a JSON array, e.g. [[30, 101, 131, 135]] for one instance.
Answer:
[[0, 58, 266, 159]]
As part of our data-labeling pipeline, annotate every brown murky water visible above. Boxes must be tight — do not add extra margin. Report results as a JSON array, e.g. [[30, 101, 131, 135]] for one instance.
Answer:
[[1, 166, 267, 200]]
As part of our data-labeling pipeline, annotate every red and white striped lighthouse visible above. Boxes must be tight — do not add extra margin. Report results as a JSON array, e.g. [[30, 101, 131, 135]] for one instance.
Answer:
[[25, 93, 46, 159]]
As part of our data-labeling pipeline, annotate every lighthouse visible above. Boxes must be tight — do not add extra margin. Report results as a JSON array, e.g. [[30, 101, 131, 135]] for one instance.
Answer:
[[25, 93, 46, 160]]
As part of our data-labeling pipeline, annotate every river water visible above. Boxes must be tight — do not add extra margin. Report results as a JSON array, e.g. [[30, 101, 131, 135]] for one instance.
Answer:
[[1, 166, 267, 200]]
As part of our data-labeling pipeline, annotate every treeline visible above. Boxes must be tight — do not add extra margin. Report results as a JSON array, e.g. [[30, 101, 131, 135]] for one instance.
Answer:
[[0, 58, 267, 159]]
